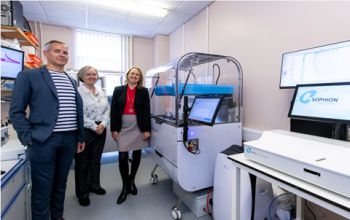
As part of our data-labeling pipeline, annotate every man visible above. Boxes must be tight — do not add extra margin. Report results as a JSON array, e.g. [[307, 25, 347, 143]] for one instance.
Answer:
[[9, 40, 85, 220]]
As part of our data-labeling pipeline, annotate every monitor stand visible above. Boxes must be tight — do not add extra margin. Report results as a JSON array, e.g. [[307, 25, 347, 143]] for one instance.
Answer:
[[290, 118, 348, 140]]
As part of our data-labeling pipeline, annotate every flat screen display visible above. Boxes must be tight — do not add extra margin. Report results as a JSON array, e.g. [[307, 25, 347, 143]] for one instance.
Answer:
[[288, 82, 350, 123], [1, 46, 24, 79], [280, 40, 350, 88], [188, 97, 223, 126]]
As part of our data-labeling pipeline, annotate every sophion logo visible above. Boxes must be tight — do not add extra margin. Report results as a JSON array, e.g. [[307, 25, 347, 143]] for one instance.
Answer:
[[299, 90, 317, 103], [299, 90, 338, 104]]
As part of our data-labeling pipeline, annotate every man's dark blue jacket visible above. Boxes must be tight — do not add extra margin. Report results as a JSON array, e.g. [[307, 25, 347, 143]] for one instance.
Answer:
[[9, 65, 84, 145]]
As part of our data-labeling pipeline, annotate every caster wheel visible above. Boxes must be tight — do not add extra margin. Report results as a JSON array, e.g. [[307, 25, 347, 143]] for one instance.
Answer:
[[150, 174, 158, 185], [171, 206, 182, 219]]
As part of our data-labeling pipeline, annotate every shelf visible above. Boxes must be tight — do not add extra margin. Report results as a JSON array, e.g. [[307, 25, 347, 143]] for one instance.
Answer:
[[1, 26, 38, 48], [1, 89, 13, 100]]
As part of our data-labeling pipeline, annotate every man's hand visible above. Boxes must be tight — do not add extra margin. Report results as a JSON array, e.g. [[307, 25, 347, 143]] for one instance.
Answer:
[[76, 142, 85, 153]]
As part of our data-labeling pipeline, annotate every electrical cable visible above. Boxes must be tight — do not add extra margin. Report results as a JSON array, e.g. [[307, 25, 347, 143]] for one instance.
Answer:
[[182, 141, 200, 154], [179, 70, 194, 103], [305, 200, 317, 220], [150, 75, 160, 98], [213, 63, 221, 85], [268, 192, 294, 220], [190, 71, 196, 83], [203, 188, 213, 216]]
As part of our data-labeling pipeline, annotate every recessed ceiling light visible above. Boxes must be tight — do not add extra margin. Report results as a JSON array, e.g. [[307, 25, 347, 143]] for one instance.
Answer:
[[88, 1, 168, 17]]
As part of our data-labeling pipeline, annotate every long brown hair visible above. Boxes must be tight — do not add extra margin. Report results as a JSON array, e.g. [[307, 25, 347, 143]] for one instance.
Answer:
[[125, 66, 144, 88]]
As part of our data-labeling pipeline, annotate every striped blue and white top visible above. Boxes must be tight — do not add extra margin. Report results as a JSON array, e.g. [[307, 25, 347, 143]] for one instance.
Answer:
[[50, 71, 78, 132]]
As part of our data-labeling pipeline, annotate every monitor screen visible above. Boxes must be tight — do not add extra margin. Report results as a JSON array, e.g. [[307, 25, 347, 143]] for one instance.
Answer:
[[288, 82, 350, 123], [280, 40, 350, 88], [1, 46, 25, 79], [188, 97, 223, 126]]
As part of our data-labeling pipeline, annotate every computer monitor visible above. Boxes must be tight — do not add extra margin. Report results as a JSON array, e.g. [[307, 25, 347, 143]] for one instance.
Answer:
[[188, 96, 223, 126], [1, 46, 24, 79], [280, 40, 350, 88], [288, 82, 350, 123]]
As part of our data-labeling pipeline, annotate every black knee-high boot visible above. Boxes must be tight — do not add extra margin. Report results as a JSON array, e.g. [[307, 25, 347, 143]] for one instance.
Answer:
[[117, 152, 129, 204], [129, 150, 141, 195]]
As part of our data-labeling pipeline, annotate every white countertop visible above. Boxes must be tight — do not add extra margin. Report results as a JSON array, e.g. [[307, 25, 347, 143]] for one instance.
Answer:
[[1, 138, 26, 161], [1, 159, 20, 179], [1, 136, 26, 181], [228, 153, 350, 218]]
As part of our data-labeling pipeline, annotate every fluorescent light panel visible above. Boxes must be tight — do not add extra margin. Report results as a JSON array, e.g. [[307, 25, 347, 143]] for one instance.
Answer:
[[89, 1, 168, 17]]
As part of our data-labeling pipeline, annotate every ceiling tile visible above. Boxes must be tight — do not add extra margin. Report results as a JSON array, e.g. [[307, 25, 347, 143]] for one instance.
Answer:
[[152, 23, 179, 35], [127, 12, 164, 23], [52, 1, 88, 8], [86, 2, 130, 16], [23, 12, 49, 24], [134, 1, 183, 10], [87, 24, 121, 34], [124, 17, 159, 31], [118, 28, 150, 38], [40, 1, 86, 20], [21, 1, 45, 15], [162, 11, 192, 26], [158, 1, 184, 10], [47, 16, 85, 30], [21, 1, 213, 38], [174, 1, 211, 15], [87, 10, 127, 28]]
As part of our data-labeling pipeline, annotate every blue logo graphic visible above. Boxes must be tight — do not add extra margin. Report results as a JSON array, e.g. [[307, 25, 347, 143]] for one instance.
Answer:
[[245, 148, 252, 153], [299, 90, 317, 104]]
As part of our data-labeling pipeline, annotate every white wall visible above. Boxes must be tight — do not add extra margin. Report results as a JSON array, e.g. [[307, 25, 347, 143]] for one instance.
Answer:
[[40, 24, 76, 69], [169, 25, 184, 60], [29, 22, 75, 69], [169, 1, 350, 131], [133, 37, 153, 73], [184, 8, 208, 54], [153, 35, 169, 66]]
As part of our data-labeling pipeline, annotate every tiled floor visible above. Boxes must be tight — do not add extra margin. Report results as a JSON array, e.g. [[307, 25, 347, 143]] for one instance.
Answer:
[[63, 152, 213, 220]]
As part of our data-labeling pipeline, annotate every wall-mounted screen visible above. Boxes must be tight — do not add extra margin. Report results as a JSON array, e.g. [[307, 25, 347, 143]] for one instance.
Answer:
[[280, 40, 350, 88], [288, 82, 350, 123], [1, 46, 24, 79], [188, 96, 223, 126]]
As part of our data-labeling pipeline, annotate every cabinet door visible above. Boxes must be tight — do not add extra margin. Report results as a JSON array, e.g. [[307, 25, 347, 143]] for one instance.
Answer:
[[1, 164, 25, 211], [2, 186, 26, 220]]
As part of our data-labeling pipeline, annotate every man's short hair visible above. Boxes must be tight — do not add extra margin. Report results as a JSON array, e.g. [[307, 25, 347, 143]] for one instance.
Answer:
[[44, 40, 67, 51]]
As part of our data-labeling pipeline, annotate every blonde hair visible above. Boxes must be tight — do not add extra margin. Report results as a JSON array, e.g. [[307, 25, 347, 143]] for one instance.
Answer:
[[77, 66, 99, 82], [125, 67, 144, 88]]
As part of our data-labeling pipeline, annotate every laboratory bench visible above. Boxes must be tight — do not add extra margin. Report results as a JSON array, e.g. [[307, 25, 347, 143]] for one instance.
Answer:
[[228, 153, 350, 220], [1, 138, 30, 220]]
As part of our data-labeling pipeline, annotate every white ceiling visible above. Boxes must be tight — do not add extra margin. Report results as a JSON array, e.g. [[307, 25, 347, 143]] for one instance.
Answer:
[[21, 1, 212, 38]]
